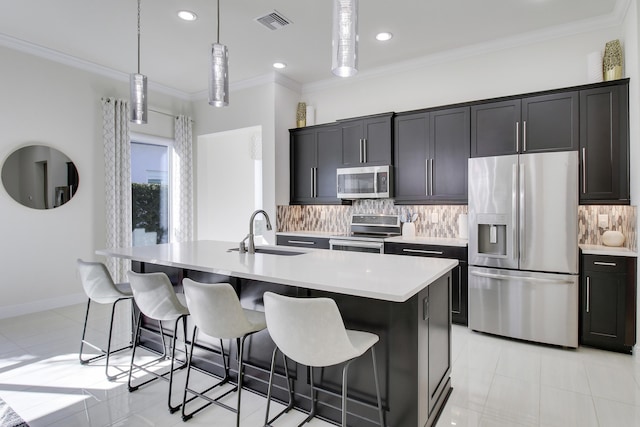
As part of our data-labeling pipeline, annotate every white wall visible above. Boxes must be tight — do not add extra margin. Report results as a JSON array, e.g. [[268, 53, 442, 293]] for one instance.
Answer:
[[196, 126, 263, 243], [0, 45, 191, 318], [622, 0, 640, 347], [192, 83, 278, 243], [303, 28, 626, 125]]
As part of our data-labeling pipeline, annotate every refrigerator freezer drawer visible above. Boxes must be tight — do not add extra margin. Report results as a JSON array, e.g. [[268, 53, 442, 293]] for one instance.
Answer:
[[468, 267, 579, 347]]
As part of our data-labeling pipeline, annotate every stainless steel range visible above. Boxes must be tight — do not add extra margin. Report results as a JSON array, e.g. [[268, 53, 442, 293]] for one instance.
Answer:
[[329, 214, 401, 254]]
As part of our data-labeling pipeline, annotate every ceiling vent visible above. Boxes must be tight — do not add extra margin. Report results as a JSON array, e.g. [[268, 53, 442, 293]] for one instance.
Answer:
[[255, 10, 292, 30]]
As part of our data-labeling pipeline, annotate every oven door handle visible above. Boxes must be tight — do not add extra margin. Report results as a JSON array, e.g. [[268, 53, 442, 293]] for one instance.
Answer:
[[329, 239, 384, 250]]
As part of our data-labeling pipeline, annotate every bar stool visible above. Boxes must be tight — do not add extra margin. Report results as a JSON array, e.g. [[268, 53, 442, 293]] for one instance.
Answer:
[[181, 279, 267, 426], [77, 259, 134, 381], [263, 292, 385, 427], [127, 270, 190, 413]]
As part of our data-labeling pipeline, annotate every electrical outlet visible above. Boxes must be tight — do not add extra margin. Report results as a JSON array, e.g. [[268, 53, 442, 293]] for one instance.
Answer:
[[431, 212, 439, 223], [598, 214, 609, 229]]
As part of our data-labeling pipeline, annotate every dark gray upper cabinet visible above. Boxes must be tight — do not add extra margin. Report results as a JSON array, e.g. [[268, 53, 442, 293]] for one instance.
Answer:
[[471, 91, 579, 157], [522, 91, 579, 152], [290, 124, 343, 205], [471, 99, 520, 157], [339, 113, 393, 166], [579, 81, 630, 204], [394, 107, 469, 204]]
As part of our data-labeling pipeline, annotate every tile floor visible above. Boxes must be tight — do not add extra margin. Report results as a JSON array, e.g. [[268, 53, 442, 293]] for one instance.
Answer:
[[0, 302, 639, 426]]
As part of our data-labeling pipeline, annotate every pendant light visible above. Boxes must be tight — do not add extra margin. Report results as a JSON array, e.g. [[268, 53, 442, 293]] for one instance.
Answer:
[[331, 0, 358, 77], [209, 0, 229, 107], [130, 0, 147, 123]]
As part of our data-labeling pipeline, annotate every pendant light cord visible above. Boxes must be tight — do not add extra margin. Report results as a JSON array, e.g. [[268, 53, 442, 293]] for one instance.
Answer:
[[216, 0, 220, 43], [137, 0, 141, 74]]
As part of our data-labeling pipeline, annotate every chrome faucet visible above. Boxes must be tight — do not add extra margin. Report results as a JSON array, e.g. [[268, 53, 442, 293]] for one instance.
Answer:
[[239, 209, 273, 254]]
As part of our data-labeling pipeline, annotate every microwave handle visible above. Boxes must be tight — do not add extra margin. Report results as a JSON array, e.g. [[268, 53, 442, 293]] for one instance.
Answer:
[[374, 170, 378, 194]]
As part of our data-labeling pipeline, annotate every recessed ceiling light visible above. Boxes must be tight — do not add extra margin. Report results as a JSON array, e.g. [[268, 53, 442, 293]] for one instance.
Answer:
[[273, 62, 287, 69], [376, 32, 393, 41], [177, 10, 198, 21]]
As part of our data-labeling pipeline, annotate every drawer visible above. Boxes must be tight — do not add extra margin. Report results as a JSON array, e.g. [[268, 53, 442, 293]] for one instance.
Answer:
[[276, 235, 330, 250], [582, 254, 627, 273], [385, 242, 467, 261]]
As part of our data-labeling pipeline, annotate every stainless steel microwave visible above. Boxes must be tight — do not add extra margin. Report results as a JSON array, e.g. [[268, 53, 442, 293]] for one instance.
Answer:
[[336, 165, 393, 199]]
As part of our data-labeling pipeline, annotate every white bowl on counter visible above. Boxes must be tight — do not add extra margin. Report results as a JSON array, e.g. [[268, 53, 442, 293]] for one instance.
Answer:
[[602, 230, 625, 247]]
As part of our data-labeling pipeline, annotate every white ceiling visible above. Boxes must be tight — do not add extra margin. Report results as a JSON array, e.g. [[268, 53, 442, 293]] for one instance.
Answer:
[[0, 0, 625, 97]]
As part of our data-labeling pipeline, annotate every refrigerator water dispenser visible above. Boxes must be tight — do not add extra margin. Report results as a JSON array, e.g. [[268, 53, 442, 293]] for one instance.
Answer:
[[477, 223, 507, 256]]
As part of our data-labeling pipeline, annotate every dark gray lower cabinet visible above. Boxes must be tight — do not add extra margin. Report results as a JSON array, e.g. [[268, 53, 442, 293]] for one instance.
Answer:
[[385, 242, 468, 325], [276, 234, 330, 250], [581, 254, 637, 354], [132, 261, 452, 427]]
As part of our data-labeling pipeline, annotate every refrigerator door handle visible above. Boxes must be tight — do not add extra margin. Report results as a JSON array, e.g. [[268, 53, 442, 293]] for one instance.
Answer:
[[470, 270, 575, 284], [512, 163, 518, 260], [519, 163, 525, 266]]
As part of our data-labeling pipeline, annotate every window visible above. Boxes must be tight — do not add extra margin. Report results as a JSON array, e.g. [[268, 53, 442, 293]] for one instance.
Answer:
[[130, 133, 173, 246]]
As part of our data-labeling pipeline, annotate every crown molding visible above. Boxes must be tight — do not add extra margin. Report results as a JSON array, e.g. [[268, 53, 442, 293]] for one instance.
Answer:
[[0, 32, 191, 101], [302, 2, 630, 94]]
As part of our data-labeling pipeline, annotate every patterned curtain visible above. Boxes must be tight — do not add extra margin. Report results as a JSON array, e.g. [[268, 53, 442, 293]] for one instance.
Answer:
[[102, 98, 132, 282], [173, 115, 194, 242]]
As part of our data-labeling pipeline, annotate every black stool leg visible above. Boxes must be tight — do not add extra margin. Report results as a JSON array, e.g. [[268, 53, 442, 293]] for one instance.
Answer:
[[371, 347, 385, 426], [264, 347, 294, 426], [78, 299, 92, 364], [128, 312, 143, 392]]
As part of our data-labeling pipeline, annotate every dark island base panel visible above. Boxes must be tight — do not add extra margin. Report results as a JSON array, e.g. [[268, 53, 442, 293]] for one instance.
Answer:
[[132, 261, 452, 427]]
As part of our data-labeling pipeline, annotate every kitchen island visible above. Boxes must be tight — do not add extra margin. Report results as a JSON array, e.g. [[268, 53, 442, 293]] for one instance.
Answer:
[[97, 240, 457, 427]]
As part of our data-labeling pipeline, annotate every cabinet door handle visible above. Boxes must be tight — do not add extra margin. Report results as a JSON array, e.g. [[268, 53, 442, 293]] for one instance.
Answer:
[[403, 248, 444, 255], [516, 121, 520, 152], [586, 276, 590, 313], [359, 139, 363, 163], [363, 138, 368, 163], [313, 167, 318, 197], [287, 240, 315, 245], [423, 297, 429, 321], [310, 168, 314, 198], [523, 120, 527, 152], [593, 261, 617, 267], [429, 159, 434, 196], [425, 159, 429, 196], [582, 147, 587, 194]]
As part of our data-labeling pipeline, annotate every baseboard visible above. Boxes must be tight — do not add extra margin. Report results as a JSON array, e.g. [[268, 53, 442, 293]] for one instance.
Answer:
[[0, 293, 86, 320]]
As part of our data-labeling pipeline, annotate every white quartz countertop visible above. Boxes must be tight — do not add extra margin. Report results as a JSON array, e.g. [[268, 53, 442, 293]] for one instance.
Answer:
[[97, 240, 458, 302], [385, 236, 468, 247], [579, 244, 638, 257]]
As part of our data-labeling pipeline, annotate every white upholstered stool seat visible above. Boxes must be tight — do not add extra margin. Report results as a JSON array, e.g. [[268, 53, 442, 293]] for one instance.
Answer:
[[127, 270, 190, 413], [77, 259, 134, 381], [263, 292, 385, 427], [181, 279, 267, 426]]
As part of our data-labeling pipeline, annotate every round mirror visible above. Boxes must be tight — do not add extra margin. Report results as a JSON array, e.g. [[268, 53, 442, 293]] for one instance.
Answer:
[[1, 145, 79, 209]]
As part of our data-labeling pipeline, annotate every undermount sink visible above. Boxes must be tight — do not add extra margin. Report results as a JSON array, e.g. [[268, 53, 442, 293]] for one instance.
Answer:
[[227, 247, 304, 256]]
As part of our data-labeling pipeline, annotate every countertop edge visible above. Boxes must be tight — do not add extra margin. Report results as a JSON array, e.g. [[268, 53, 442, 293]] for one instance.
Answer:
[[97, 242, 459, 303], [579, 244, 638, 258]]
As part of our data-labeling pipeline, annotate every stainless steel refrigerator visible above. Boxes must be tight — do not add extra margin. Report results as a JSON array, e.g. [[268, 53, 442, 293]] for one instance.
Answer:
[[468, 151, 579, 348]]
